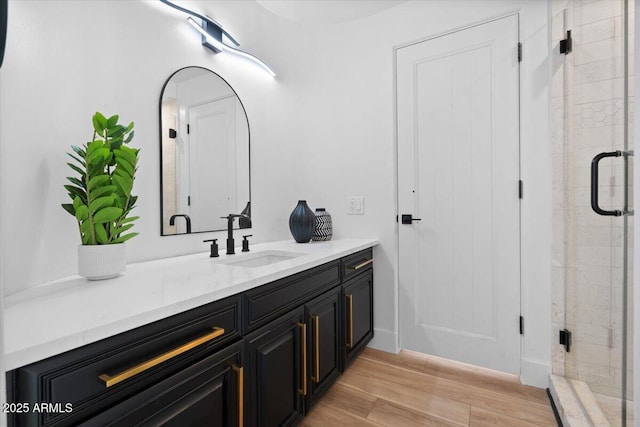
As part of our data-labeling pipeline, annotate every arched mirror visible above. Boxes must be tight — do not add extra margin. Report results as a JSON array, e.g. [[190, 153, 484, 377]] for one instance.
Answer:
[[159, 67, 251, 235]]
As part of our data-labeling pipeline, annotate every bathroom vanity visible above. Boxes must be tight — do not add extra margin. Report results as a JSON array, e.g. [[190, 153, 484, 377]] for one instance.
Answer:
[[4, 239, 377, 426]]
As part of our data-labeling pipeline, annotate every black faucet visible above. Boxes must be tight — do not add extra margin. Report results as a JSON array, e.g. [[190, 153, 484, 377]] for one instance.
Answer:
[[169, 214, 192, 234], [220, 214, 250, 255]]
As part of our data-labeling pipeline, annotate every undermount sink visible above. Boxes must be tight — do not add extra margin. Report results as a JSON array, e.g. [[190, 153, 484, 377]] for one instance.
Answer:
[[216, 250, 304, 268]]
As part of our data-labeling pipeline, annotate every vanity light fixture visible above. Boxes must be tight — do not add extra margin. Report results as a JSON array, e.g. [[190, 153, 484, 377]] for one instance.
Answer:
[[159, 0, 276, 77]]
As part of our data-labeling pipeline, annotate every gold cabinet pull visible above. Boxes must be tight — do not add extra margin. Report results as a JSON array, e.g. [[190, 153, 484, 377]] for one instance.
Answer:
[[348, 259, 373, 270], [297, 322, 307, 395], [99, 327, 225, 388], [311, 315, 320, 383], [346, 294, 354, 349], [232, 365, 244, 427]]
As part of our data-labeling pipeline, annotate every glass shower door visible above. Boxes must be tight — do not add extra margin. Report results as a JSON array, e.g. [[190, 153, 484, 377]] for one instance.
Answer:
[[552, 0, 634, 425]]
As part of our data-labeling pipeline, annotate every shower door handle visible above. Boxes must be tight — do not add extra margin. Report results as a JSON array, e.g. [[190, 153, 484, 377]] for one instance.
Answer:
[[591, 151, 622, 216]]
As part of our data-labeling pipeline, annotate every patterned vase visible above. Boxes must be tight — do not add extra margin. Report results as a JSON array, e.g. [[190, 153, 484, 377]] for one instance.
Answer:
[[312, 208, 332, 241], [289, 200, 315, 243]]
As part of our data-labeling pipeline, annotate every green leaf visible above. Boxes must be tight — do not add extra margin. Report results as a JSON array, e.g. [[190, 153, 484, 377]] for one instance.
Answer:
[[67, 176, 85, 189], [86, 147, 110, 165], [87, 175, 109, 189], [67, 152, 85, 166], [107, 125, 124, 138], [61, 203, 75, 216], [88, 156, 106, 177], [124, 130, 135, 144], [67, 162, 85, 177], [94, 223, 108, 244], [89, 196, 114, 213], [113, 174, 132, 196], [75, 204, 88, 221], [86, 140, 103, 157], [71, 145, 86, 158], [93, 112, 107, 134], [81, 232, 91, 245], [121, 215, 139, 224], [73, 195, 83, 210], [112, 232, 139, 244], [91, 185, 116, 199], [115, 146, 137, 167], [107, 115, 119, 127], [115, 156, 134, 176], [110, 139, 123, 151], [65, 185, 86, 202], [125, 121, 134, 133], [114, 223, 135, 236], [93, 207, 123, 224]]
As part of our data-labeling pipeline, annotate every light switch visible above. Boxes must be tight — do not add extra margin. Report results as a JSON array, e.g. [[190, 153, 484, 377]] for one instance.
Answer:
[[348, 196, 365, 215]]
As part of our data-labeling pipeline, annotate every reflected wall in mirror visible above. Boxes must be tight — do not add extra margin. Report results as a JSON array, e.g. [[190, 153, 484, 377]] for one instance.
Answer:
[[160, 67, 251, 235]]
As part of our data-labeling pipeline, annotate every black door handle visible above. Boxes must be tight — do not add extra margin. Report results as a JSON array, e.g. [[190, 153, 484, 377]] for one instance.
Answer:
[[401, 214, 422, 224], [591, 151, 622, 216]]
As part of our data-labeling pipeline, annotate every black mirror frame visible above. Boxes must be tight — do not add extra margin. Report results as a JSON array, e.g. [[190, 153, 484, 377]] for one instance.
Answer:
[[158, 66, 252, 236]]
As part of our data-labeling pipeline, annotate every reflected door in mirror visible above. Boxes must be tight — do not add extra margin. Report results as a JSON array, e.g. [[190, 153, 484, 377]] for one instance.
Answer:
[[160, 67, 251, 235]]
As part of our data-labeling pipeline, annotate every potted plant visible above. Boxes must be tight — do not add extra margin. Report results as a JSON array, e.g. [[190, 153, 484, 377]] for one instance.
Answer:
[[61, 112, 140, 280]]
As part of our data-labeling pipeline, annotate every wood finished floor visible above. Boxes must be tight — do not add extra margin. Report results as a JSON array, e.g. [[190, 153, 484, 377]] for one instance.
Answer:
[[302, 348, 557, 426]]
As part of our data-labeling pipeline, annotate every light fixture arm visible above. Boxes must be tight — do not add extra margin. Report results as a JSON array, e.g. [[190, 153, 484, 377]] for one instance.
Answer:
[[159, 0, 240, 47], [159, 0, 276, 76]]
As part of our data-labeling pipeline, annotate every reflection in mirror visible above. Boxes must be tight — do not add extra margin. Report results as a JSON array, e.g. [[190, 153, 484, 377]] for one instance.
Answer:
[[160, 67, 251, 235]]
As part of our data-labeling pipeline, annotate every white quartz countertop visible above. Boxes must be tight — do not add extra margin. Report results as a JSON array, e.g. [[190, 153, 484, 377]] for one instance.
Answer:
[[3, 238, 378, 371]]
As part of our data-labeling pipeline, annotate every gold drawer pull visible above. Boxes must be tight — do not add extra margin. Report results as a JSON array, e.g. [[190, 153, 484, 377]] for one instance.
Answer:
[[311, 315, 320, 383], [346, 294, 354, 349], [348, 259, 373, 270], [99, 327, 225, 388], [232, 365, 244, 427], [298, 322, 307, 396]]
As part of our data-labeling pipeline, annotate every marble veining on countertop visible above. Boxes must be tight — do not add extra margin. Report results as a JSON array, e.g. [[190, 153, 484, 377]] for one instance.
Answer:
[[3, 238, 378, 371]]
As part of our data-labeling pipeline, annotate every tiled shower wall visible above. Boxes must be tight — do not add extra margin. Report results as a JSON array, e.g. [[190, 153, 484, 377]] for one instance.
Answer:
[[551, 0, 634, 401]]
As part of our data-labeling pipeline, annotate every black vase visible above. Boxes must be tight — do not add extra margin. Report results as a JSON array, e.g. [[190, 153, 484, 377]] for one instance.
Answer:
[[289, 200, 315, 243]]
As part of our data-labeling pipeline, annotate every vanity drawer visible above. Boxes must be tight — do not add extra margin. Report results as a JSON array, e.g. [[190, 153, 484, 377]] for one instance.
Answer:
[[242, 260, 341, 333], [341, 248, 373, 282], [9, 295, 240, 427]]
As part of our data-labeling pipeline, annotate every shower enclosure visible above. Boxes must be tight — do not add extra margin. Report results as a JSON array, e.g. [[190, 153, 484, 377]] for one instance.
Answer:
[[551, 0, 634, 424]]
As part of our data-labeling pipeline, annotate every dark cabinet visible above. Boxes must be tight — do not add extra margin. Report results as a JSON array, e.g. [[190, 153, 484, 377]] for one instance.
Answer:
[[7, 295, 240, 427], [305, 286, 341, 407], [7, 249, 375, 427], [343, 269, 374, 366], [245, 307, 305, 427], [80, 341, 245, 427]]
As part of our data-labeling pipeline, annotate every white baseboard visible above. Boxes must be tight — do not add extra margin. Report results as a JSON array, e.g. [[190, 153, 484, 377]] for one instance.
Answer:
[[367, 328, 399, 354], [521, 358, 552, 388]]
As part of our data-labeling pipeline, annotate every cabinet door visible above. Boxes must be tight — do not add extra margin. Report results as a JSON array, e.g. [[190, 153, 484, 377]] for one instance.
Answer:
[[344, 269, 374, 365], [305, 286, 341, 407], [245, 307, 305, 427], [79, 341, 245, 427]]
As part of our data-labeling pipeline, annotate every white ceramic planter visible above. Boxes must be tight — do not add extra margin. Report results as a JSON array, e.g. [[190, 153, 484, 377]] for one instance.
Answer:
[[78, 243, 126, 280]]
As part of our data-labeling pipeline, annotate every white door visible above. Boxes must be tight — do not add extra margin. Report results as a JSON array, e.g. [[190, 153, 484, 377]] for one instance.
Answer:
[[186, 97, 237, 232], [397, 15, 521, 374]]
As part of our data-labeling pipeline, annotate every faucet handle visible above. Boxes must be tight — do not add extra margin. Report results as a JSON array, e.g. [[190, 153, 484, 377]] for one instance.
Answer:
[[203, 239, 219, 258], [242, 235, 252, 252]]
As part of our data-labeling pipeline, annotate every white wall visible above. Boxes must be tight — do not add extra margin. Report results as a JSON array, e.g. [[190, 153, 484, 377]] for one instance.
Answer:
[[0, 0, 551, 387]]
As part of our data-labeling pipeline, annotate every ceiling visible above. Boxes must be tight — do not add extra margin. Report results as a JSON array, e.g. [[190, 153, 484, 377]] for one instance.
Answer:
[[255, 0, 407, 24]]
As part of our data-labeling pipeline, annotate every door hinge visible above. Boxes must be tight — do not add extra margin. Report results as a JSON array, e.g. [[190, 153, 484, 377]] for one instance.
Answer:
[[517, 43, 522, 62], [559, 30, 572, 55], [187, 124, 190, 134], [396, 215, 398, 223], [187, 196, 191, 206], [559, 329, 572, 352], [519, 316, 524, 335], [519, 180, 523, 199]]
